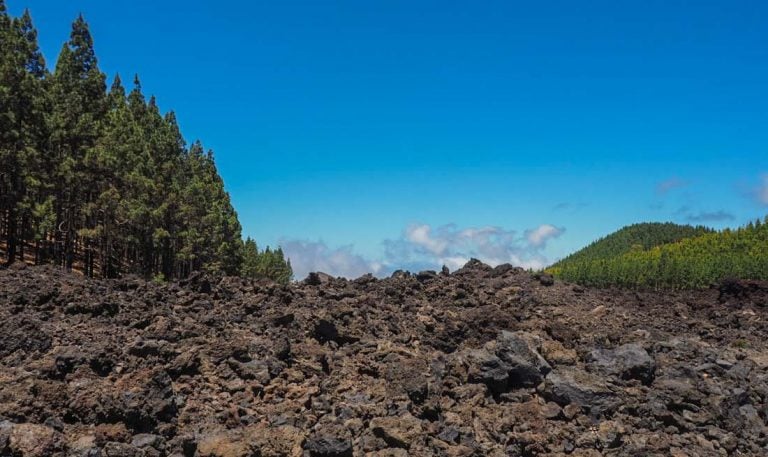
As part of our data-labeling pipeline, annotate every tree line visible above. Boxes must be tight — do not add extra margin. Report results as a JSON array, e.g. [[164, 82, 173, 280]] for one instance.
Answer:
[[0, 2, 292, 282], [548, 219, 768, 289]]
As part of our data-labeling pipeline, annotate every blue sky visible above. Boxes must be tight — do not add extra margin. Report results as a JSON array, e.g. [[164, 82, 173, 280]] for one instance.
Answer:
[[11, 0, 768, 277]]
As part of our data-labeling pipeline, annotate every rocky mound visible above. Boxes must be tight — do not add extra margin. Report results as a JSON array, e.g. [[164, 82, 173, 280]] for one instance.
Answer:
[[1, 262, 767, 456]]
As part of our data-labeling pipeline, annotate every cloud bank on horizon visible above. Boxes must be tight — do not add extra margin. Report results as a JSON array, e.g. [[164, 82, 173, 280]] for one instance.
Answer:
[[279, 240, 383, 279], [281, 173, 768, 280], [282, 222, 564, 280]]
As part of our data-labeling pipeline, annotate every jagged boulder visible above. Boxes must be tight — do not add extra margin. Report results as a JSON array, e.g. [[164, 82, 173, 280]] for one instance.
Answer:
[[3, 422, 63, 457], [586, 343, 656, 384], [466, 331, 552, 394], [305, 435, 353, 457], [540, 367, 617, 415], [305, 271, 334, 286]]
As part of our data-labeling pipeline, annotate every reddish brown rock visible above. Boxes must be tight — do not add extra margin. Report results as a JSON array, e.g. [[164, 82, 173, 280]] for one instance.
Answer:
[[0, 264, 766, 455]]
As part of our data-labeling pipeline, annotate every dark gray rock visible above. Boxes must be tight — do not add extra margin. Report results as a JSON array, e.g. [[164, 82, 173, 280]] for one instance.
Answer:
[[540, 367, 616, 415], [438, 427, 460, 444], [538, 273, 555, 286], [416, 270, 438, 282], [305, 435, 353, 457], [314, 319, 339, 343], [131, 433, 165, 449], [273, 336, 291, 361], [468, 349, 510, 394], [467, 331, 552, 394], [586, 343, 655, 384], [497, 331, 552, 386], [0, 420, 11, 453], [313, 319, 358, 345], [305, 272, 334, 286]]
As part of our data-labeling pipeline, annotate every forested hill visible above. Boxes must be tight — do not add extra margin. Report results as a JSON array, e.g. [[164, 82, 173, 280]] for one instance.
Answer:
[[0, 3, 291, 282], [548, 219, 768, 289], [551, 222, 714, 267]]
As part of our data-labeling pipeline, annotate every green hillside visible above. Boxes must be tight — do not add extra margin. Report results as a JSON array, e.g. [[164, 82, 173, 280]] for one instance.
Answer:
[[553, 222, 713, 266], [548, 220, 768, 289]]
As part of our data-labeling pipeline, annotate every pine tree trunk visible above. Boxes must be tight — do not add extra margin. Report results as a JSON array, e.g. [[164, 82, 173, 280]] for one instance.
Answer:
[[6, 204, 17, 265], [18, 221, 24, 263], [54, 202, 63, 267]]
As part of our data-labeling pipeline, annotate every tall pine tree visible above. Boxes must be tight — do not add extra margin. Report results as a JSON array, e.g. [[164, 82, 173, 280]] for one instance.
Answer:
[[0, 5, 48, 264], [50, 15, 106, 270]]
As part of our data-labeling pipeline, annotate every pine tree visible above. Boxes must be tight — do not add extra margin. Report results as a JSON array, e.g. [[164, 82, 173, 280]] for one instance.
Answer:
[[15, 10, 52, 265], [177, 142, 243, 276], [86, 74, 133, 277], [240, 237, 260, 278], [239, 238, 293, 284], [154, 110, 185, 278], [50, 15, 106, 270], [0, 0, 14, 263], [0, 6, 48, 264]]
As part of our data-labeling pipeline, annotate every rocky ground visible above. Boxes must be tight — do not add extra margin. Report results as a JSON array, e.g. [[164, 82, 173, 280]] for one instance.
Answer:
[[1, 261, 767, 456]]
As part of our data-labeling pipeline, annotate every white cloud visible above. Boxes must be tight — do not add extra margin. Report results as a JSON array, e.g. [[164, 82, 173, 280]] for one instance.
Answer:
[[405, 224, 448, 255], [525, 224, 564, 247], [440, 255, 470, 271], [280, 240, 381, 280], [280, 222, 565, 279], [385, 223, 564, 273]]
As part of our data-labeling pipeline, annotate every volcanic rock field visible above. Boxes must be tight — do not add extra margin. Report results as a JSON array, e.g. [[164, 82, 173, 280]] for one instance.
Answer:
[[1, 261, 767, 456]]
